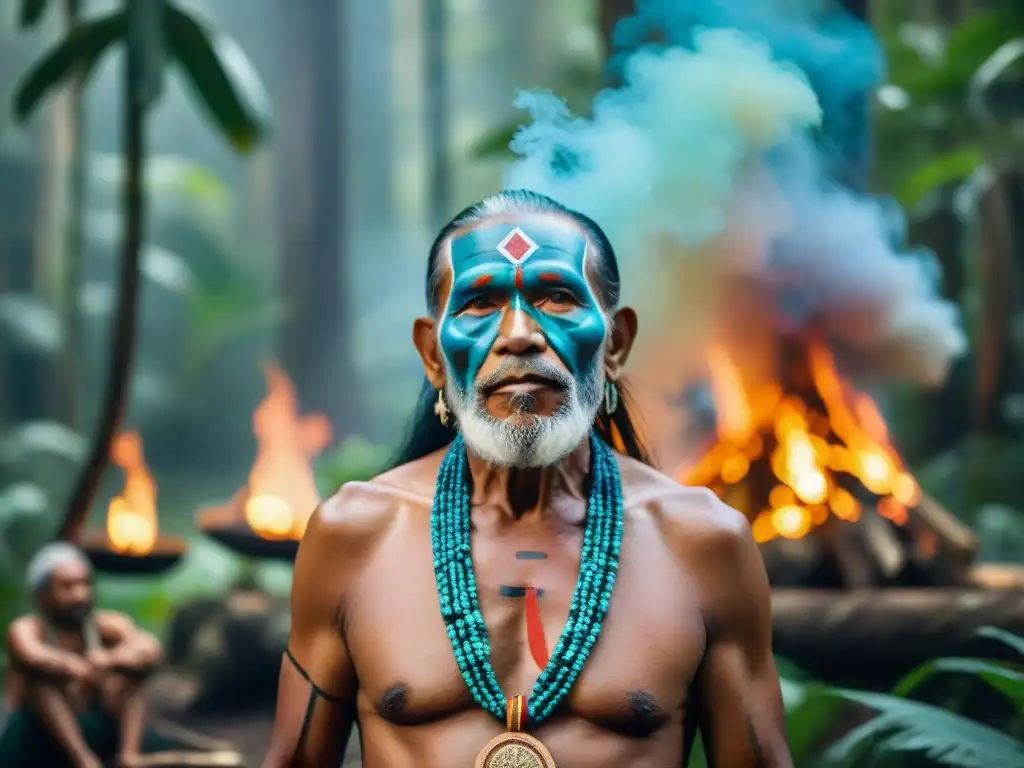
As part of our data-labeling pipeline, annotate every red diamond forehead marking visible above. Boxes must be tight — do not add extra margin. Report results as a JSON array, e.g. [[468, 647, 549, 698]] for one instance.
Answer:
[[497, 227, 538, 263]]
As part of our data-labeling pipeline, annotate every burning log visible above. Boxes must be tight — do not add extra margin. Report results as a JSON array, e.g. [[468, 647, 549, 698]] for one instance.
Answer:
[[682, 334, 978, 588], [970, 563, 1024, 590]]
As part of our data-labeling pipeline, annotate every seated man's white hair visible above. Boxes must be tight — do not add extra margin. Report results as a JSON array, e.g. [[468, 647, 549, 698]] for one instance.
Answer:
[[25, 542, 90, 596]]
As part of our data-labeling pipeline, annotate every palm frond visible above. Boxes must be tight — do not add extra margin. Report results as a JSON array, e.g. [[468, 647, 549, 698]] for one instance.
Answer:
[[892, 657, 1024, 708], [824, 689, 1024, 768], [977, 626, 1024, 657]]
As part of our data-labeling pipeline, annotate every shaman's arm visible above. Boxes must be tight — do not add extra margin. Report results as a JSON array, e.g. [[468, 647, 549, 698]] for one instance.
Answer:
[[686, 493, 792, 768], [262, 497, 359, 768]]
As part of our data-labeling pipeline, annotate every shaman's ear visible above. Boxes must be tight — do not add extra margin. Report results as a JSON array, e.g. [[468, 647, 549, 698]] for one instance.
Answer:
[[413, 317, 445, 390], [604, 307, 637, 381]]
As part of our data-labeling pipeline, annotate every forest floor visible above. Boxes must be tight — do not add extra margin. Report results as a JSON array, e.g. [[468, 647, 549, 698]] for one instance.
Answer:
[[156, 702, 363, 766]]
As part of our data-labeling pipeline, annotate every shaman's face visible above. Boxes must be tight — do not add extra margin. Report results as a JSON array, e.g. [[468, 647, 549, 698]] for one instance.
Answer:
[[436, 215, 608, 467]]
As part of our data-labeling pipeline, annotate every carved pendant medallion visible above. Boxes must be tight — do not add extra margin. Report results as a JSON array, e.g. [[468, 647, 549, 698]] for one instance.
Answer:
[[474, 731, 556, 768]]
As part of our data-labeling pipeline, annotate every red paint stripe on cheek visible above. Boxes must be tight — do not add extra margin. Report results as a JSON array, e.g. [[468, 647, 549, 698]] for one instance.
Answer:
[[539, 273, 560, 282], [471, 274, 493, 288], [515, 267, 524, 289]]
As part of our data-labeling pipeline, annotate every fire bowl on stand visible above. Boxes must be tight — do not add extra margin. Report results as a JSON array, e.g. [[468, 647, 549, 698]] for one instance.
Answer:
[[201, 521, 299, 562], [196, 491, 301, 563], [79, 530, 189, 576]]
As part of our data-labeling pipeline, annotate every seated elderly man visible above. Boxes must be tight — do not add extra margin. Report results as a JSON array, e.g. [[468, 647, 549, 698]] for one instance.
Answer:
[[0, 542, 166, 768]]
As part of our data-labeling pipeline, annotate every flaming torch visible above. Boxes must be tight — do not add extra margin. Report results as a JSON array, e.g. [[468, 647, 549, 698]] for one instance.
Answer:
[[80, 430, 188, 575], [198, 363, 332, 561]]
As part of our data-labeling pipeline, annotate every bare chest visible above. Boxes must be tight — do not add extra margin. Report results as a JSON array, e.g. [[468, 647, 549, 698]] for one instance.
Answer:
[[345, 512, 705, 737]]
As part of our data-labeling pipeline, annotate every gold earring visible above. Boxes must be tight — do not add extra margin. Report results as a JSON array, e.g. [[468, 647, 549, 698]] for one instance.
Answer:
[[434, 388, 449, 426], [604, 380, 619, 415]]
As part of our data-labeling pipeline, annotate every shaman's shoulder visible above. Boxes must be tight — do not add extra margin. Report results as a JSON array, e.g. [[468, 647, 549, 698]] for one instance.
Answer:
[[300, 482, 401, 566], [617, 454, 752, 558], [302, 452, 443, 562]]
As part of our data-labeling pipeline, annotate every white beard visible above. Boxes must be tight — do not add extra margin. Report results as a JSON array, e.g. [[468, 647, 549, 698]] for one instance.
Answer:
[[446, 355, 605, 469]]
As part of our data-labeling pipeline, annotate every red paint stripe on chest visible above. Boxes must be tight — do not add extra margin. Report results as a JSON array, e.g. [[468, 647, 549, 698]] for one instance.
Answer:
[[471, 274, 493, 288], [524, 586, 549, 669], [515, 267, 524, 289]]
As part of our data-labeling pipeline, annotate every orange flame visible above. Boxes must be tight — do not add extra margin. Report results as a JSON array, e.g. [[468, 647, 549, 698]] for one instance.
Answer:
[[684, 338, 919, 542], [243, 363, 332, 540], [106, 430, 158, 555]]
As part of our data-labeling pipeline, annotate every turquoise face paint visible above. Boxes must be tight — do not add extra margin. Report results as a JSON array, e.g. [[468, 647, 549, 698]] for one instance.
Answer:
[[438, 221, 607, 393]]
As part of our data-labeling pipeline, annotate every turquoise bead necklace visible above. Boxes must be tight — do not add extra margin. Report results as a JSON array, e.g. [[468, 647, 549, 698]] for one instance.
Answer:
[[430, 431, 624, 727]]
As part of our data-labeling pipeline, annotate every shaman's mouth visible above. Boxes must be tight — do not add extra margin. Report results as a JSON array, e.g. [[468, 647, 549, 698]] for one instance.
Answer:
[[481, 374, 565, 398]]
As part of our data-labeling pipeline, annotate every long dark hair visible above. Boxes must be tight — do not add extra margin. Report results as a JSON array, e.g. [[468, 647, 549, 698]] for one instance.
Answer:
[[388, 190, 652, 468]]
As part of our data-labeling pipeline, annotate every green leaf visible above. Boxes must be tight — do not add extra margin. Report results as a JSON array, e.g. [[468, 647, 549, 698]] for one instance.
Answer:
[[824, 688, 1024, 767], [892, 657, 1024, 707], [0, 483, 48, 527], [12, 10, 128, 121], [774, 656, 812, 682], [0, 421, 86, 466], [977, 625, 1024, 657], [470, 121, 523, 159], [162, 4, 271, 152], [185, 282, 286, 371], [898, 10, 1024, 103], [0, 293, 61, 354], [314, 437, 391, 495], [784, 682, 845, 764], [126, 0, 167, 109], [19, 0, 49, 28], [896, 146, 983, 209]]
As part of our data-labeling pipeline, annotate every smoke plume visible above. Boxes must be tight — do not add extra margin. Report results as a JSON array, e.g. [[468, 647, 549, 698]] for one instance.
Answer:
[[503, 0, 966, 388]]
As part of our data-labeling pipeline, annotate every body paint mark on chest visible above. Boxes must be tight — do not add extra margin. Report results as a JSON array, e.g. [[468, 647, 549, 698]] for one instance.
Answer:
[[499, 586, 546, 598]]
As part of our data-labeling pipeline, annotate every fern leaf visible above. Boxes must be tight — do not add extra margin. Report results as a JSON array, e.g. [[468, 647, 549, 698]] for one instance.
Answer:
[[977, 626, 1024, 658], [892, 657, 1024, 708], [825, 689, 1024, 768]]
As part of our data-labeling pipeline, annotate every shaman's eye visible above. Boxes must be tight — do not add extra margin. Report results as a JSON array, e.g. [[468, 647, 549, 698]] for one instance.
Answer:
[[459, 295, 500, 315], [535, 288, 580, 313]]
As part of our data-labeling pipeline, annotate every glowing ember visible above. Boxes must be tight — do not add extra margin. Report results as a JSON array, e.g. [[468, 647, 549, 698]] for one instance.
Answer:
[[683, 337, 920, 542], [242, 363, 333, 540], [106, 430, 158, 555]]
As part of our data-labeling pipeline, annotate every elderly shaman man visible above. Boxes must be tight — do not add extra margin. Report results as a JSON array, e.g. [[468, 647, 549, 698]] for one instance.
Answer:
[[0, 542, 165, 768], [263, 190, 790, 767]]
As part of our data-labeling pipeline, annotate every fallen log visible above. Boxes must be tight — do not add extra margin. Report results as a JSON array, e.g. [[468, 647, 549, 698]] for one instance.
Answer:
[[771, 586, 1024, 688]]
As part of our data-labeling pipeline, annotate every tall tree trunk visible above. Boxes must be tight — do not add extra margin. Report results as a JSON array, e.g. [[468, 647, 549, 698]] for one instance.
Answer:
[[59, 9, 148, 540], [60, 0, 86, 431], [598, 0, 634, 60], [423, 0, 450, 229], [33, 81, 68, 421], [278, 0, 361, 438], [973, 175, 1018, 433]]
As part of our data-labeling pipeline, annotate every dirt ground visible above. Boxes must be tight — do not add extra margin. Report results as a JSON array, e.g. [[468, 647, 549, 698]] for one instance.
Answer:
[[162, 705, 363, 766]]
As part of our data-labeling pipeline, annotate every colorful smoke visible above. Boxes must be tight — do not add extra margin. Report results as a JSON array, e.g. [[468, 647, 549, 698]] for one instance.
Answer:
[[503, 0, 966, 389]]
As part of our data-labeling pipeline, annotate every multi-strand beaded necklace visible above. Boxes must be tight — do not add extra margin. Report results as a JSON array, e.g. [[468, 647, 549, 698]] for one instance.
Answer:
[[430, 431, 624, 744]]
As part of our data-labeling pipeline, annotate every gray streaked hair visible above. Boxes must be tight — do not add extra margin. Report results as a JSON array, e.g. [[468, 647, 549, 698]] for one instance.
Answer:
[[424, 189, 623, 316], [25, 542, 90, 595]]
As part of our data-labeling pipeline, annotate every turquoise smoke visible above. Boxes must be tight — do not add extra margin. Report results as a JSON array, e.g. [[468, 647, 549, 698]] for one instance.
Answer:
[[506, 29, 822, 246], [502, 0, 966, 385], [611, 0, 882, 179]]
